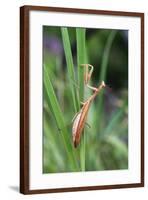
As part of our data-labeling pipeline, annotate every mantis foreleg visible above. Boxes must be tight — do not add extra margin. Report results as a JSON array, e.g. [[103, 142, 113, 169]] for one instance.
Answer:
[[85, 122, 91, 128], [71, 112, 79, 123]]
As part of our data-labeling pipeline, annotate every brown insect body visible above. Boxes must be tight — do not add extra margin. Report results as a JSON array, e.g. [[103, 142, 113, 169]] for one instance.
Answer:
[[72, 100, 91, 148], [72, 84, 105, 148]]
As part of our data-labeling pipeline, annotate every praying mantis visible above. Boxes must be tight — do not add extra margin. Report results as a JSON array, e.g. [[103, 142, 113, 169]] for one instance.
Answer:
[[72, 64, 106, 148]]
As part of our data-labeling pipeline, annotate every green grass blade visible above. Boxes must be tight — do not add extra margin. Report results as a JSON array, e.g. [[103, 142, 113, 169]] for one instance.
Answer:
[[61, 27, 79, 112], [106, 136, 128, 169], [43, 116, 65, 172], [99, 30, 117, 82], [44, 64, 79, 170], [76, 28, 86, 101], [76, 28, 86, 171], [102, 98, 128, 138], [96, 30, 117, 133]]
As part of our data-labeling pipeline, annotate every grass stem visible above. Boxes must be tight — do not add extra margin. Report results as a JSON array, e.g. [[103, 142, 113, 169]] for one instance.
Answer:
[[76, 28, 86, 171]]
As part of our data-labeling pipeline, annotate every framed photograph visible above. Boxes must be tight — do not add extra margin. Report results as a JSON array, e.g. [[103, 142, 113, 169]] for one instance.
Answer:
[[20, 5, 144, 194]]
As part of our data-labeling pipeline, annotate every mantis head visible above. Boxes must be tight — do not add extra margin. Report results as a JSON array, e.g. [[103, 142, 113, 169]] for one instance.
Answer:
[[101, 81, 106, 87]]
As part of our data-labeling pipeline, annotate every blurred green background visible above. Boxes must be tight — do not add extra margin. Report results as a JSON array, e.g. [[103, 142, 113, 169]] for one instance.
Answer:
[[43, 26, 128, 173]]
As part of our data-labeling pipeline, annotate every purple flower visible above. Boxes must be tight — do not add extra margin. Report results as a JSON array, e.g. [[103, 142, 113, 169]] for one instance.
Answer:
[[43, 35, 63, 56]]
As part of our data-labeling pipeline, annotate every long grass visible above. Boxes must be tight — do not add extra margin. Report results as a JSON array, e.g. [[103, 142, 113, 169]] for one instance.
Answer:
[[76, 28, 86, 171], [96, 30, 117, 134], [44, 65, 79, 171], [102, 98, 128, 138], [61, 27, 87, 171], [43, 27, 128, 173], [61, 28, 79, 112]]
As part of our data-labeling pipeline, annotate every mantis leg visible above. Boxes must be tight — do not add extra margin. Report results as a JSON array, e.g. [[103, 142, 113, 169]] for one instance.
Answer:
[[87, 64, 94, 83], [85, 122, 91, 128], [81, 64, 94, 85], [80, 101, 85, 105], [87, 81, 105, 92], [71, 112, 79, 123], [86, 84, 98, 92]]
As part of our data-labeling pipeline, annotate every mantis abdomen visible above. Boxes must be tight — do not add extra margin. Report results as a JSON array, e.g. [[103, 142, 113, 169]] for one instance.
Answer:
[[72, 101, 90, 148]]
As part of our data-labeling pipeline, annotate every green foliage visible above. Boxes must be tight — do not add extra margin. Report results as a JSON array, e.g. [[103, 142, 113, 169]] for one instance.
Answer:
[[43, 27, 128, 173], [44, 65, 79, 171], [76, 28, 86, 171], [61, 28, 79, 112]]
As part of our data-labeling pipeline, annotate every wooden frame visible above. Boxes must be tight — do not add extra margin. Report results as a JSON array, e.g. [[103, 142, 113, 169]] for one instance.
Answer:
[[20, 5, 144, 194]]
